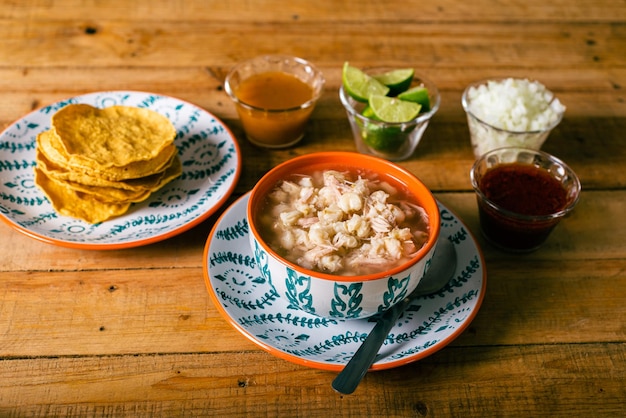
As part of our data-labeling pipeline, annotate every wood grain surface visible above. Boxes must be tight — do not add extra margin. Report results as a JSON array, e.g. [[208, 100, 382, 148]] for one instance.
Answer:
[[1, 0, 625, 416]]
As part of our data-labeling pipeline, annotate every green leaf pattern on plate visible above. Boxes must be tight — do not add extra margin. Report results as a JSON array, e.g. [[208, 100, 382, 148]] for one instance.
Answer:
[[284, 267, 316, 315], [330, 282, 364, 319], [0, 91, 240, 247], [205, 194, 486, 369]]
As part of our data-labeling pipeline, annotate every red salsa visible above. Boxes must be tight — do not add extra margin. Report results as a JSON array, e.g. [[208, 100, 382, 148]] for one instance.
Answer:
[[479, 163, 567, 216], [477, 162, 568, 252]]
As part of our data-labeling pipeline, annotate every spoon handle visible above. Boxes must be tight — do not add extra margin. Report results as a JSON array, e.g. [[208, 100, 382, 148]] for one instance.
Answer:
[[331, 300, 406, 395], [331, 239, 456, 395]]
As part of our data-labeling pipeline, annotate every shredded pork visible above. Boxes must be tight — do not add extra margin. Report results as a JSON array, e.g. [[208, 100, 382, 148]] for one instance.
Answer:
[[258, 170, 429, 276]]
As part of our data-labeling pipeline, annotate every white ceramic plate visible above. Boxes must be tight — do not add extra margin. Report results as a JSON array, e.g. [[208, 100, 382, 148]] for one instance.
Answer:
[[0, 91, 241, 249], [203, 193, 486, 371]]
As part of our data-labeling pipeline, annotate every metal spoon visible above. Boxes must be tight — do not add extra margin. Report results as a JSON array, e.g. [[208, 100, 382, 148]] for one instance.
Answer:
[[332, 238, 457, 395]]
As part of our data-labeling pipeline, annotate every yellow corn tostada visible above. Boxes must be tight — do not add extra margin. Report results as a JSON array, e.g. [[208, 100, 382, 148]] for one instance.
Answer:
[[37, 129, 177, 182], [34, 104, 182, 223], [52, 104, 176, 167]]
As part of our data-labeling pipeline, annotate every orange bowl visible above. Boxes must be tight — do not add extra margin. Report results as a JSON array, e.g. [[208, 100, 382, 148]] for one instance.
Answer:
[[247, 151, 440, 319]]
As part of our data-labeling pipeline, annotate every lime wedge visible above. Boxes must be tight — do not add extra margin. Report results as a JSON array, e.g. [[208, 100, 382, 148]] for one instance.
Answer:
[[398, 86, 431, 111], [361, 105, 379, 120], [369, 94, 421, 123], [362, 123, 405, 152], [342, 62, 390, 103], [373, 68, 414, 95]]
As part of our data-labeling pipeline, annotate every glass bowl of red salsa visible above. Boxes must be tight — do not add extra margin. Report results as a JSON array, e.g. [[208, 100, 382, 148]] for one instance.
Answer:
[[470, 147, 581, 252]]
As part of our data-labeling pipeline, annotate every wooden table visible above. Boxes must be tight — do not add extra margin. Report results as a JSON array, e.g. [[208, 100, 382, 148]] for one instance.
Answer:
[[1, 1, 625, 416]]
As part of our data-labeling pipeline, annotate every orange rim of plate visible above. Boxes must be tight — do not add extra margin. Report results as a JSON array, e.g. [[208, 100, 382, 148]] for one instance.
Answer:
[[203, 193, 487, 372], [0, 92, 242, 250]]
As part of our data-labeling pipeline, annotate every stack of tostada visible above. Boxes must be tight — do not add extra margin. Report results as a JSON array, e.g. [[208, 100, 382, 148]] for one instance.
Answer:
[[34, 104, 182, 224]]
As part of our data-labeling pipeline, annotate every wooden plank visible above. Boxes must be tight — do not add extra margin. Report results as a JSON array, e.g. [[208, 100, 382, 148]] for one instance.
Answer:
[[1, 67, 624, 99], [0, 212, 218, 270], [0, 0, 623, 22], [0, 267, 256, 357], [1, 95, 625, 190], [0, 20, 622, 68], [2, 117, 625, 195], [2, 81, 626, 124], [228, 120, 626, 191], [2, 191, 626, 272], [0, 256, 625, 357], [2, 91, 625, 194], [0, 0, 623, 416], [0, 344, 624, 416]]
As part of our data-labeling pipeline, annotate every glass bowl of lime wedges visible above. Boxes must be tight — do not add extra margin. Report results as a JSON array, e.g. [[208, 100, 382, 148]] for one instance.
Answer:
[[339, 63, 440, 161]]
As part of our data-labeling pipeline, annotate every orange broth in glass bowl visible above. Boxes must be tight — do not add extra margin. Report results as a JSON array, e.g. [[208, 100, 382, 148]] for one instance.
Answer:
[[235, 71, 314, 110], [224, 55, 325, 149]]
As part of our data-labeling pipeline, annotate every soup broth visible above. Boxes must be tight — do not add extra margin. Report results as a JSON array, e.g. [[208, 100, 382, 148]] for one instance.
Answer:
[[257, 168, 430, 276], [236, 71, 314, 109], [234, 71, 316, 147]]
